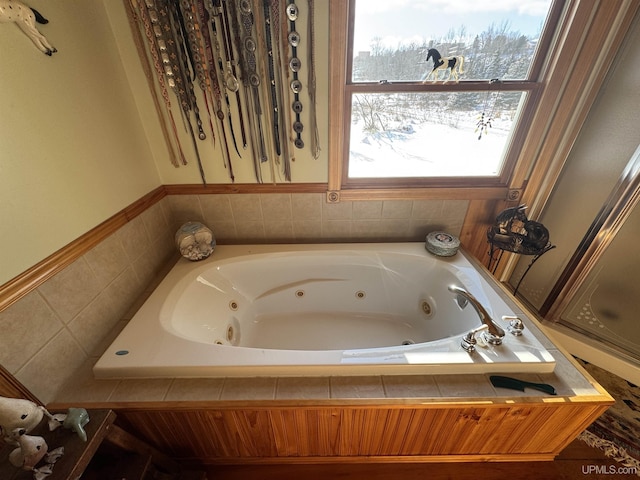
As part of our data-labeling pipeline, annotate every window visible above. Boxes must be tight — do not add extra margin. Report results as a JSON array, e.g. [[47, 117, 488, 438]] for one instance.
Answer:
[[329, 0, 562, 192]]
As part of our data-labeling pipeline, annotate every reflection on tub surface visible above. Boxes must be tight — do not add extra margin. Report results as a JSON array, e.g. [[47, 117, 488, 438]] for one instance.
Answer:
[[94, 243, 556, 378]]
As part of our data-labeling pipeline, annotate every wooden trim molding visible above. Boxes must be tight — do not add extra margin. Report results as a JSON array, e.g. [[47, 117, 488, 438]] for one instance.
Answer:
[[164, 183, 328, 195], [0, 187, 166, 314], [0, 365, 40, 402], [327, 0, 349, 192]]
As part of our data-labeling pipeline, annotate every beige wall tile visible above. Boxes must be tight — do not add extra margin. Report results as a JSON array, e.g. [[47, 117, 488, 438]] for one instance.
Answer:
[[221, 377, 277, 400], [0, 290, 63, 374], [167, 195, 204, 228], [165, 378, 225, 401], [352, 220, 384, 240], [382, 375, 441, 398], [91, 320, 128, 358], [264, 221, 295, 241], [38, 258, 102, 324], [118, 215, 151, 263], [442, 200, 469, 219], [200, 194, 233, 222], [15, 329, 87, 404], [141, 200, 170, 240], [291, 193, 323, 220], [208, 220, 237, 243], [330, 376, 385, 398], [84, 232, 128, 289], [323, 200, 353, 220], [539, 350, 598, 396], [353, 201, 382, 219], [54, 360, 120, 403], [235, 221, 266, 241], [380, 219, 412, 239], [109, 378, 173, 402], [276, 377, 330, 399], [105, 266, 144, 321], [382, 200, 413, 219], [411, 200, 444, 219], [261, 194, 293, 220], [230, 194, 262, 221], [435, 374, 495, 397], [293, 221, 322, 240], [322, 220, 351, 239], [67, 291, 120, 356]]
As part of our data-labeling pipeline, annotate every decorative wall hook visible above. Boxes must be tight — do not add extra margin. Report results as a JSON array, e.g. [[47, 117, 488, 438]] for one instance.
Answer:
[[0, 0, 57, 55]]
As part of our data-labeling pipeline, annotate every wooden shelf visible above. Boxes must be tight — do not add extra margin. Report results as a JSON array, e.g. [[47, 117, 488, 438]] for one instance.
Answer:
[[0, 409, 205, 480]]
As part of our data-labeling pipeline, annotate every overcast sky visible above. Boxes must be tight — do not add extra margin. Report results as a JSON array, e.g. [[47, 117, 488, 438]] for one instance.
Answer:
[[353, 0, 553, 53]]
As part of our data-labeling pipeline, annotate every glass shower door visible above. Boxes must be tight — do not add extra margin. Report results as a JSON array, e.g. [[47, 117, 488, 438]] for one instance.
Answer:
[[558, 201, 640, 358]]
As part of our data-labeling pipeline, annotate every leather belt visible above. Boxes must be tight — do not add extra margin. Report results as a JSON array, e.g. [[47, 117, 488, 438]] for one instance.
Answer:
[[286, 0, 304, 149]]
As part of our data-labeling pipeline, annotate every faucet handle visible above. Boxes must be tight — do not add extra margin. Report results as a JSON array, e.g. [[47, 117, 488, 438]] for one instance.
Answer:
[[502, 315, 525, 336], [461, 324, 489, 353]]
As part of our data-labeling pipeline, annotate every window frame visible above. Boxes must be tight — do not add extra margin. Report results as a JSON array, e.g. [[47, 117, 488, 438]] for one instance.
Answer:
[[328, 0, 563, 198]]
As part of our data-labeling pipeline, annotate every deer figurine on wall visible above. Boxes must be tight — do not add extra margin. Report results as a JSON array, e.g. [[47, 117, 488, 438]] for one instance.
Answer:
[[0, 0, 56, 55]]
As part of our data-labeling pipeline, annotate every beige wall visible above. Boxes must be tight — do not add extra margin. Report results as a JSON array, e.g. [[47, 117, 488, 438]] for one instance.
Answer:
[[0, 1, 162, 286]]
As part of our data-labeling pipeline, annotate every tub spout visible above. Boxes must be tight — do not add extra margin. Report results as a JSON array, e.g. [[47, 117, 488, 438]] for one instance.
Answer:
[[448, 285, 505, 345]]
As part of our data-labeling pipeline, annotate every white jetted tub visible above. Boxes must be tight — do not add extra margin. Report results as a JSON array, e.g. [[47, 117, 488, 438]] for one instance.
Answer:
[[94, 243, 556, 378]]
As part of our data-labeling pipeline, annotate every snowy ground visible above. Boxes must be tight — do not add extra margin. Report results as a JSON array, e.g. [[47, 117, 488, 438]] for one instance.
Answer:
[[348, 114, 512, 178]]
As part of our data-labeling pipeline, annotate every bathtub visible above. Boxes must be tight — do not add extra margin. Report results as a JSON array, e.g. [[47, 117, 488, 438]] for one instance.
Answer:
[[93, 243, 556, 378]]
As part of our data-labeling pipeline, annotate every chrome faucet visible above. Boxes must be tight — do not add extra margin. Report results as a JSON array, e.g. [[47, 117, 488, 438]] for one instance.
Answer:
[[448, 285, 505, 345]]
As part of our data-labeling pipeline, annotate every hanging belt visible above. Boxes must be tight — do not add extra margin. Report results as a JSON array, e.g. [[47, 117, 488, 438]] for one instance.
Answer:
[[220, 0, 248, 150], [286, 1, 304, 149], [133, 0, 187, 167]]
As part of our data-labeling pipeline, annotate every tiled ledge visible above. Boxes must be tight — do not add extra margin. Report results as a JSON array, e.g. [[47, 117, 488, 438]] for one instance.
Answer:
[[49, 246, 605, 408], [50, 347, 602, 407]]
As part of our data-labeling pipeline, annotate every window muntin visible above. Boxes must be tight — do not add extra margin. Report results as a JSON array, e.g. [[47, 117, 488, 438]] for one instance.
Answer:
[[344, 0, 555, 184]]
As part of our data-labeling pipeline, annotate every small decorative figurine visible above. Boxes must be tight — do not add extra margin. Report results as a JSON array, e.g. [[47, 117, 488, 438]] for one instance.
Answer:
[[62, 407, 90, 442], [7, 428, 64, 480], [0, 395, 56, 444], [8, 429, 48, 470], [423, 48, 465, 82], [0, 0, 57, 55]]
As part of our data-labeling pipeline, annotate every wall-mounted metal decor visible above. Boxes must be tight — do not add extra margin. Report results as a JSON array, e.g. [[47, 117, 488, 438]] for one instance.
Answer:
[[125, 0, 318, 184], [487, 204, 555, 295], [0, 1, 56, 55]]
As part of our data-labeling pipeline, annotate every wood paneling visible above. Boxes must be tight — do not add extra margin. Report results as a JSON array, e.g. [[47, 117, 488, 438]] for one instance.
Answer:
[[207, 438, 628, 480], [106, 401, 611, 464]]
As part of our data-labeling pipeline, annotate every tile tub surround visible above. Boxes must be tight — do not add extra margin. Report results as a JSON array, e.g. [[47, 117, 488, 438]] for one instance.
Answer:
[[52, 348, 602, 404], [166, 193, 469, 243], [15, 329, 566, 406], [0, 192, 469, 404]]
